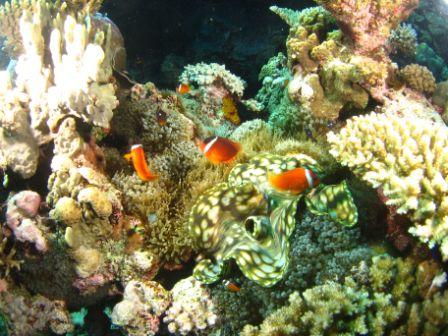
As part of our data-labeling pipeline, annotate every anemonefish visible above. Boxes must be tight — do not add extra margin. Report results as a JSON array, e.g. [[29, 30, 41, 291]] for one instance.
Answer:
[[223, 279, 241, 292], [124, 144, 158, 182], [156, 109, 167, 126], [177, 83, 190, 95], [221, 94, 241, 125], [196, 136, 242, 164], [268, 167, 319, 195]]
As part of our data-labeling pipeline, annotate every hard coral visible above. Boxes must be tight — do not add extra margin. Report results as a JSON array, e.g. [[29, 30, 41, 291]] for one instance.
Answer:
[[163, 277, 218, 335], [242, 255, 448, 336], [400, 64, 436, 95], [111, 280, 170, 336], [388, 23, 418, 58], [0, 0, 120, 177], [0, 291, 73, 335], [179, 62, 246, 98], [327, 110, 448, 259], [315, 0, 419, 53]]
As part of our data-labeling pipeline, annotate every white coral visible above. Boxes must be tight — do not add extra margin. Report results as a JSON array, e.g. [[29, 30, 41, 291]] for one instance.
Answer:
[[0, 5, 117, 178], [163, 277, 218, 335]]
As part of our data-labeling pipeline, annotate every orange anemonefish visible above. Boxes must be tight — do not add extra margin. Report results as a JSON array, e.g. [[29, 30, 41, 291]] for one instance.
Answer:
[[196, 136, 242, 164], [124, 144, 158, 182], [268, 167, 319, 195], [223, 279, 241, 292], [177, 83, 190, 95], [156, 109, 167, 126], [222, 94, 241, 125]]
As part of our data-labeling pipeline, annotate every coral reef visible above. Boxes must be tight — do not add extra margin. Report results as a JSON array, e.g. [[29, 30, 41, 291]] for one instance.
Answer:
[[388, 23, 418, 58], [270, 4, 395, 129], [0, 0, 446, 335], [400, 64, 436, 95], [315, 0, 419, 54], [111, 280, 170, 336], [178, 63, 246, 135], [242, 255, 447, 335], [179, 62, 246, 98], [163, 277, 218, 335], [327, 110, 448, 259], [0, 0, 121, 178], [211, 211, 372, 333], [0, 290, 73, 335]]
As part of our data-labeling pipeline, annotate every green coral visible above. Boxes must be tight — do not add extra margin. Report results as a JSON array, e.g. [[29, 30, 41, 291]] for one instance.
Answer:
[[242, 255, 448, 336]]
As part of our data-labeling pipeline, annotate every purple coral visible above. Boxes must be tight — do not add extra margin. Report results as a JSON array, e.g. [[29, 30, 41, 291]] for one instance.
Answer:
[[5, 191, 48, 252]]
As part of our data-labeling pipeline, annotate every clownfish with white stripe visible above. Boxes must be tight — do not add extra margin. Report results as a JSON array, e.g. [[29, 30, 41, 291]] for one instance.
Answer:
[[196, 136, 242, 164], [124, 144, 158, 182], [268, 167, 319, 195]]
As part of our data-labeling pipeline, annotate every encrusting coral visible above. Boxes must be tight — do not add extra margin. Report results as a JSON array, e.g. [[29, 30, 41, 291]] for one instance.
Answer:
[[314, 0, 419, 54], [327, 110, 448, 260], [0, 290, 74, 335], [242, 254, 448, 336]]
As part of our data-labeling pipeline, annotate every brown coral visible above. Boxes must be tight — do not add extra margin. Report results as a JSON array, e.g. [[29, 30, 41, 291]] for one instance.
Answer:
[[400, 64, 436, 95]]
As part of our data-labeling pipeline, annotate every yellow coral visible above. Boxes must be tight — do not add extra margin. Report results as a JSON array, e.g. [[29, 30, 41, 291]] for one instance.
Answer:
[[400, 64, 436, 95], [327, 111, 448, 259], [287, 25, 320, 72]]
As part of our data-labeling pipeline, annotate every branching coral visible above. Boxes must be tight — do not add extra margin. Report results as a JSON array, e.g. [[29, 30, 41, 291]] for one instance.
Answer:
[[271, 5, 391, 125], [242, 255, 448, 335], [327, 111, 448, 259]]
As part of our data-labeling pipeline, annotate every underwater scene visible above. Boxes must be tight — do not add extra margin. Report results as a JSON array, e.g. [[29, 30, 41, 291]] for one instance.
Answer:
[[1, 0, 448, 335]]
